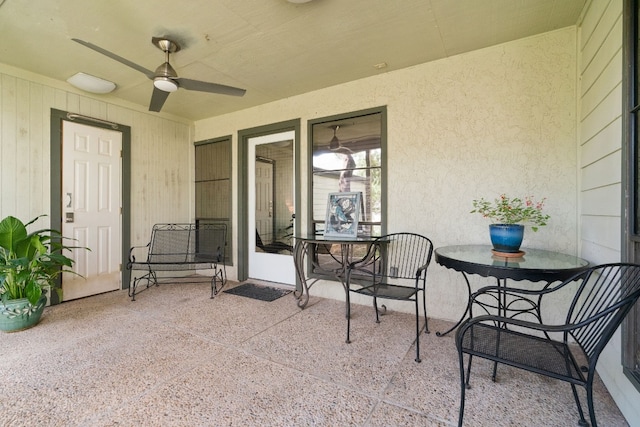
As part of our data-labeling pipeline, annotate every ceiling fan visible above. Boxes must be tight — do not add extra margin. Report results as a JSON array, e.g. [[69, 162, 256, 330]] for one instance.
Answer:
[[72, 37, 246, 112], [325, 125, 354, 154]]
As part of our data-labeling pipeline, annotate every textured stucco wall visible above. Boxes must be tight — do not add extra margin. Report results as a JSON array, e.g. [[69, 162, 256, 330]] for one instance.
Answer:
[[196, 27, 579, 322]]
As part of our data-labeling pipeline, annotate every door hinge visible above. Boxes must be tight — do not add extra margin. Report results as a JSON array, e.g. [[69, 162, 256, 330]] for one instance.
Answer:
[[119, 263, 122, 271]]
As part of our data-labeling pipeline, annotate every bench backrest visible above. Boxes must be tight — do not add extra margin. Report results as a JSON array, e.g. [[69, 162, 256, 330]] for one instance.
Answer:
[[147, 223, 226, 264]]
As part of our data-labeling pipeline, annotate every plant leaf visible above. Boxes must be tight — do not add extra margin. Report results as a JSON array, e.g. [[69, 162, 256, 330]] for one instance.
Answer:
[[24, 281, 42, 306], [0, 216, 27, 253]]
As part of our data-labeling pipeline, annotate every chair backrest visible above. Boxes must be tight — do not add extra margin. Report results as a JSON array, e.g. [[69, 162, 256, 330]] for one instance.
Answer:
[[374, 232, 434, 280], [567, 263, 640, 360]]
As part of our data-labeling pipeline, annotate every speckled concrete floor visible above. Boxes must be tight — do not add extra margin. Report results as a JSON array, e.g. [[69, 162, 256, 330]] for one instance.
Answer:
[[0, 281, 629, 426]]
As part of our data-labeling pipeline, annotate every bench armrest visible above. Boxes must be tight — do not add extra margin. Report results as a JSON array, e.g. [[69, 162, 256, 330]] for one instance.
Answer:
[[127, 243, 151, 267]]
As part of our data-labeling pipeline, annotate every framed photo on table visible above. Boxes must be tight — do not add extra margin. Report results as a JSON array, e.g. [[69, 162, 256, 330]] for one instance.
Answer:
[[324, 192, 362, 239]]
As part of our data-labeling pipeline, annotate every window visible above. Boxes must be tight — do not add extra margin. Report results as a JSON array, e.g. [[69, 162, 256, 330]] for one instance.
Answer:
[[306, 108, 386, 271], [309, 108, 385, 237], [195, 137, 232, 263], [624, 0, 640, 390]]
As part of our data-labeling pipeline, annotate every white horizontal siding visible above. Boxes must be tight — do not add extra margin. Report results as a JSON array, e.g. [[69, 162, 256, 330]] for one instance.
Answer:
[[577, 0, 639, 424], [579, 0, 612, 52], [580, 49, 622, 121], [581, 117, 621, 166], [580, 183, 621, 217], [581, 214, 621, 251], [580, 83, 622, 144], [580, 150, 621, 190], [580, 4, 622, 88]]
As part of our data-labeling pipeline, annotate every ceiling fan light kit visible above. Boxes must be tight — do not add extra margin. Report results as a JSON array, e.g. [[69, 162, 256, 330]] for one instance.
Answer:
[[66, 72, 116, 94], [153, 77, 178, 92]]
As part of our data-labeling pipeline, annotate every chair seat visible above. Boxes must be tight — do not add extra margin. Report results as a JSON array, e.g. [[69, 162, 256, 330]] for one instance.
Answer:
[[352, 283, 418, 300], [460, 322, 585, 384]]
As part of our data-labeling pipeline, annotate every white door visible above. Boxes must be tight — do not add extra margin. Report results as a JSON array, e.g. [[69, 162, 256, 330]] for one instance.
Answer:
[[61, 121, 122, 300], [248, 130, 295, 285]]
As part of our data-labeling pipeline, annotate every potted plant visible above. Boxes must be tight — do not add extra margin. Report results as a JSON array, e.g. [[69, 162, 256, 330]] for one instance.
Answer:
[[0, 215, 80, 332], [471, 194, 550, 253]]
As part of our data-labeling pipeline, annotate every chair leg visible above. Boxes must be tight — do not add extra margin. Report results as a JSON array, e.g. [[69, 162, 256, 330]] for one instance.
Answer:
[[415, 298, 421, 363], [458, 348, 467, 427], [491, 328, 502, 382], [421, 289, 430, 334], [346, 291, 352, 344], [129, 276, 139, 301], [374, 296, 381, 323], [570, 381, 589, 427], [586, 381, 597, 427], [210, 266, 225, 298], [465, 354, 473, 388]]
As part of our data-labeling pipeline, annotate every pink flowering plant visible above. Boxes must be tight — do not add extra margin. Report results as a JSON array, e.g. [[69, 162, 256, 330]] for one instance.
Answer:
[[471, 194, 550, 232]]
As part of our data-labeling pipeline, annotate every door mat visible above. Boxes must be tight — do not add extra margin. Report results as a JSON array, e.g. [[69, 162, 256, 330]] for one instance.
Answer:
[[224, 283, 292, 302]]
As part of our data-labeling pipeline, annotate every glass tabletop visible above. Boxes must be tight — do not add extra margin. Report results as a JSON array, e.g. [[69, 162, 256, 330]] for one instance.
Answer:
[[435, 244, 590, 282]]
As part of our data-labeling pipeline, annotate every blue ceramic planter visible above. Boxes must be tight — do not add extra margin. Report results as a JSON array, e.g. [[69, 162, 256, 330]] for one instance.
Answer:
[[489, 224, 524, 253]]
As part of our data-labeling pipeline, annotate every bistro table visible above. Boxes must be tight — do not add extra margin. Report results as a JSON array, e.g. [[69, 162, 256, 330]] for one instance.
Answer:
[[293, 234, 381, 309], [434, 244, 590, 336]]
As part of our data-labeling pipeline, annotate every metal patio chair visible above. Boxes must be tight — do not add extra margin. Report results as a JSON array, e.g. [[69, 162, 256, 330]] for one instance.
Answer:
[[456, 263, 640, 427], [345, 232, 434, 362], [255, 229, 292, 254]]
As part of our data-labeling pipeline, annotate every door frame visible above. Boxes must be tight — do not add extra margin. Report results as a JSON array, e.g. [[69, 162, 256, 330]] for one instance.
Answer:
[[50, 108, 131, 304], [237, 119, 300, 282]]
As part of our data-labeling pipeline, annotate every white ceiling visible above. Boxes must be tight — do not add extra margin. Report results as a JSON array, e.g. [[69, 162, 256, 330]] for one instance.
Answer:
[[0, 0, 585, 121]]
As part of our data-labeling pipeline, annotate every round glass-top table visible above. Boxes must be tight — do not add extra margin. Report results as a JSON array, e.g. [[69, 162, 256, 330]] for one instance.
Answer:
[[435, 244, 590, 283], [434, 245, 590, 336]]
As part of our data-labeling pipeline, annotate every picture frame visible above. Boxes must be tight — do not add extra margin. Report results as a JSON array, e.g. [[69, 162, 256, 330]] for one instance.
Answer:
[[323, 192, 362, 239]]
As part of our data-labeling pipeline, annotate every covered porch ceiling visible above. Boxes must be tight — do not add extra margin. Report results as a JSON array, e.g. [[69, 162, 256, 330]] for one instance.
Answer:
[[0, 0, 585, 121]]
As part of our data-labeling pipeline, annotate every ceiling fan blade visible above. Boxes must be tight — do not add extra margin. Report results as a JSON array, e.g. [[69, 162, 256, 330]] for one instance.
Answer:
[[72, 38, 155, 79], [149, 87, 170, 112], [177, 78, 246, 97]]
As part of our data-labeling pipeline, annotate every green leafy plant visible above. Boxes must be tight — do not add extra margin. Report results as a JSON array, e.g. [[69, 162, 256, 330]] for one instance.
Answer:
[[471, 194, 550, 232], [0, 215, 82, 306]]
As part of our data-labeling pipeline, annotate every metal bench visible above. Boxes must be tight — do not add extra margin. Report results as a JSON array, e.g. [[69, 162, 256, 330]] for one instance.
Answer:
[[127, 223, 227, 301]]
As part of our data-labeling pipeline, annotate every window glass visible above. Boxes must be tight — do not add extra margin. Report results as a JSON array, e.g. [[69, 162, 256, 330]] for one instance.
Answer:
[[310, 111, 383, 237]]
